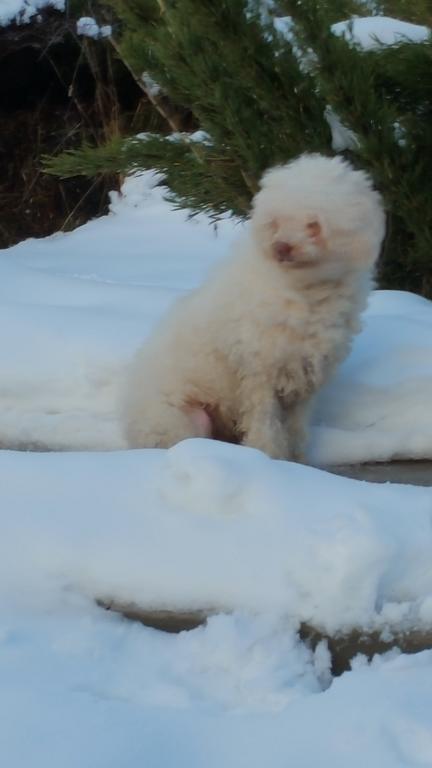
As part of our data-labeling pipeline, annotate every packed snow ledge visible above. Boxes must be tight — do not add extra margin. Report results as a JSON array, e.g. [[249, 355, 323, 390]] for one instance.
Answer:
[[1, 172, 432, 465]]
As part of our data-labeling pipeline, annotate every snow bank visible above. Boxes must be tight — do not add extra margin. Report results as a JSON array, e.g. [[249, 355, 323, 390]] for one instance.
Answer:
[[0, 174, 236, 451], [2, 438, 432, 634], [332, 16, 430, 50], [2, 437, 432, 766], [312, 291, 432, 464], [2, 601, 432, 768], [0, 0, 64, 26], [1, 172, 432, 463]]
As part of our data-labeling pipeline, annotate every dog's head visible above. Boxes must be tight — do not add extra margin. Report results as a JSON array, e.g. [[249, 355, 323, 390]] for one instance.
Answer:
[[251, 154, 385, 280]]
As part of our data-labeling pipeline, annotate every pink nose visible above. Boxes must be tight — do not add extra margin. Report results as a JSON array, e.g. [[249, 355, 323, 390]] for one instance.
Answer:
[[273, 240, 295, 262]]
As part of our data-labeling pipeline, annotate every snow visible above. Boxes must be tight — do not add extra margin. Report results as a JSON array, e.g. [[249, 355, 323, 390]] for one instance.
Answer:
[[3, 599, 432, 768], [1, 171, 431, 465], [332, 16, 430, 50], [245, 0, 277, 25], [1, 159, 432, 764], [0, 0, 64, 26], [76, 16, 99, 38], [142, 72, 162, 97], [312, 290, 432, 464], [324, 105, 359, 152], [273, 15, 294, 41], [76, 16, 111, 39], [264, 14, 430, 156], [0, 174, 232, 451], [1, 438, 432, 766], [2, 438, 432, 633]]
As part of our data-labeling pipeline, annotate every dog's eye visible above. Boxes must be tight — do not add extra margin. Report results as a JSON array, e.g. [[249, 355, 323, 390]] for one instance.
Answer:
[[306, 220, 321, 237]]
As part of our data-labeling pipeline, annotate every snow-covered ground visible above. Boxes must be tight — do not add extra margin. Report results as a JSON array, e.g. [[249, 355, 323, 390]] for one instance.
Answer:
[[1, 172, 432, 465], [0, 175, 232, 451], [1, 172, 432, 767]]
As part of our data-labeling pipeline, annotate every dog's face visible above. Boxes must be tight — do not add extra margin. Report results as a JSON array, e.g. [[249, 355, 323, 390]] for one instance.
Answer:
[[262, 213, 328, 270], [251, 155, 386, 280], [254, 209, 381, 281]]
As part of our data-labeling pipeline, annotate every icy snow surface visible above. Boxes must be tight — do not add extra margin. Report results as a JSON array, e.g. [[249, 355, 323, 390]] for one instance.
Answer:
[[332, 16, 430, 50], [1, 172, 432, 766], [0, 0, 64, 26], [1, 172, 432, 464]]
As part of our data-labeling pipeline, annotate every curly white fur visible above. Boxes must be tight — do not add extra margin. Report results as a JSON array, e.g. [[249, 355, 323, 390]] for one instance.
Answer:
[[123, 153, 385, 461]]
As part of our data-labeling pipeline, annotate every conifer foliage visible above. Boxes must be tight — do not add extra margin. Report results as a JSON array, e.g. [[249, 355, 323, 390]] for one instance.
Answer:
[[45, 0, 432, 296]]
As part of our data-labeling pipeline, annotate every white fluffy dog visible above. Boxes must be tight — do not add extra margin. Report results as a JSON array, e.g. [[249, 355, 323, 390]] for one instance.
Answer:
[[123, 154, 385, 461]]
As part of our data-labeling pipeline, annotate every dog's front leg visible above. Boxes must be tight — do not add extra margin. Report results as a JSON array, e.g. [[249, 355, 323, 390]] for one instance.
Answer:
[[283, 397, 314, 464], [238, 382, 290, 460]]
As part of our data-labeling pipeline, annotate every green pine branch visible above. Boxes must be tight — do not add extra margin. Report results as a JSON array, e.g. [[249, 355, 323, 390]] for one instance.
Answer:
[[44, 0, 432, 295]]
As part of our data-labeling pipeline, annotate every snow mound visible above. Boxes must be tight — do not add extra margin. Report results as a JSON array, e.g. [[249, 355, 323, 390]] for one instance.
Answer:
[[2, 436, 432, 766], [2, 438, 432, 635]]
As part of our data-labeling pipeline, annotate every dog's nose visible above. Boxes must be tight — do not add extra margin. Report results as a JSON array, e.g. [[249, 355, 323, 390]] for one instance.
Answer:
[[273, 240, 295, 262]]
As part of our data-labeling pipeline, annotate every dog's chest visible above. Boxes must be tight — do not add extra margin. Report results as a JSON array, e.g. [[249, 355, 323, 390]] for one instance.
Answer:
[[266, 295, 351, 392], [265, 295, 343, 347]]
